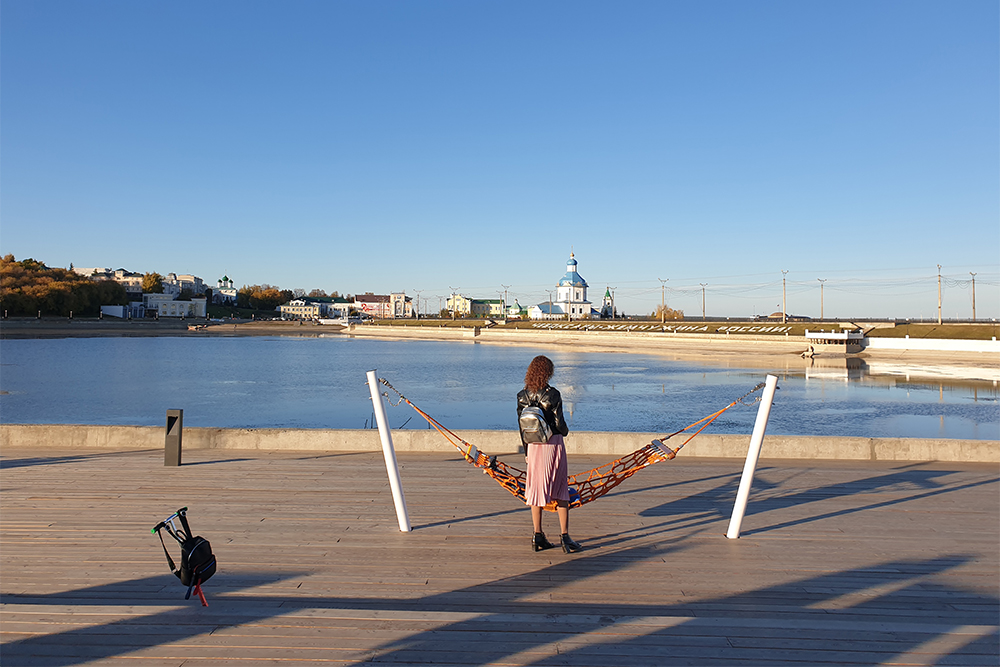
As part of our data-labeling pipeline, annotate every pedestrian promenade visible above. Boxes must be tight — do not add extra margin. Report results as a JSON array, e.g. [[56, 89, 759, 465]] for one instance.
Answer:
[[1, 447, 997, 666]]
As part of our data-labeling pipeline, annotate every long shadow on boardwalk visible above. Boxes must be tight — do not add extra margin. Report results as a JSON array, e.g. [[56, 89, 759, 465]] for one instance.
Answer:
[[0, 450, 155, 470], [638, 466, 999, 537], [2, 550, 997, 666]]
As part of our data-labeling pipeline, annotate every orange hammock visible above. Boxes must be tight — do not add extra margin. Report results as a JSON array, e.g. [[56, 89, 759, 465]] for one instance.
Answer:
[[379, 378, 766, 512]]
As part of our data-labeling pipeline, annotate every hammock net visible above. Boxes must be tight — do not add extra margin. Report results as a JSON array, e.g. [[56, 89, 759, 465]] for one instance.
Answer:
[[379, 378, 766, 512]]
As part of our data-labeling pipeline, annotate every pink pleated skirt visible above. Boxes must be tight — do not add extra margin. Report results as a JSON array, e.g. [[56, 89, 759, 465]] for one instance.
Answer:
[[524, 433, 569, 506]]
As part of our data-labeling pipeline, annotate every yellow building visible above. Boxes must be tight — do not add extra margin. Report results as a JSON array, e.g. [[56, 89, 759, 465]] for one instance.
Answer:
[[446, 294, 473, 317], [471, 299, 504, 317], [279, 299, 321, 319]]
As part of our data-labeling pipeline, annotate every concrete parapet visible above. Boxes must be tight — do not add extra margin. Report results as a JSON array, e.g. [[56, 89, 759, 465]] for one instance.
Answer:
[[2, 424, 996, 463]]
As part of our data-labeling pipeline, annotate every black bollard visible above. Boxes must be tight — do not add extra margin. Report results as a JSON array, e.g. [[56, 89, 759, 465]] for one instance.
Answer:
[[165, 409, 183, 466]]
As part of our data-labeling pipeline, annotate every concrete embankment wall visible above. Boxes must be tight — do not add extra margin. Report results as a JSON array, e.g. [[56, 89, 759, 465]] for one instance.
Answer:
[[344, 324, 1000, 357], [2, 424, 996, 463], [346, 324, 810, 354]]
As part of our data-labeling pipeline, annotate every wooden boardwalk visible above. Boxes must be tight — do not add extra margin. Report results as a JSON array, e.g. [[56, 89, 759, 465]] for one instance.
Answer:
[[1, 447, 997, 666]]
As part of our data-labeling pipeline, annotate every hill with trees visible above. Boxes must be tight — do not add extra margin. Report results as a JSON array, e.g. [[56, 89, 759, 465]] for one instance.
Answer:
[[0, 255, 128, 317]]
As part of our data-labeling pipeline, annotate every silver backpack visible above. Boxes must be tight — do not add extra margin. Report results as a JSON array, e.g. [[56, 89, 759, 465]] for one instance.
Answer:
[[519, 405, 553, 444]]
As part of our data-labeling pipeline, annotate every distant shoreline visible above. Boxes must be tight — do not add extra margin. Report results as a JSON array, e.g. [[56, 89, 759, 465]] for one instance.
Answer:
[[1, 318, 997, 376], [0, 318, 323, 339]]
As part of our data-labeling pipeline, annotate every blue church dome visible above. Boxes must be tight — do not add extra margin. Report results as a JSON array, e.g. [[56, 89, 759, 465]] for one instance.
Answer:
[[558, 253, 587, 287]]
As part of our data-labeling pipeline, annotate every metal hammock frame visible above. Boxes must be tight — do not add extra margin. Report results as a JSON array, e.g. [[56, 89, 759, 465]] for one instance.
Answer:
[[379, 378, 766, 512]]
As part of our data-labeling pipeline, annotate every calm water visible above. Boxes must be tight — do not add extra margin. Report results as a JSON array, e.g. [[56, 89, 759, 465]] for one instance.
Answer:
[[0, 336, 997, 440]]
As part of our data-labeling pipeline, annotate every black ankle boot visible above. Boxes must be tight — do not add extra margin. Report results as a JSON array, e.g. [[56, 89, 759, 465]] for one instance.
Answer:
[[561, 533, 582, 553], [532, 532, 555, 551]]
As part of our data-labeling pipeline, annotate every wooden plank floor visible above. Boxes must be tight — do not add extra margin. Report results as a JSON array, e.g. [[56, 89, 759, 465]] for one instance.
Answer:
[[1, 447, 997, 666]]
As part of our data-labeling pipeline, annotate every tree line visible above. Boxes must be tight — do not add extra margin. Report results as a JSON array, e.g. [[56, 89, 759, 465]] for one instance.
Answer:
[[1, 254, 354, 317], [0, 255, 127, 317]]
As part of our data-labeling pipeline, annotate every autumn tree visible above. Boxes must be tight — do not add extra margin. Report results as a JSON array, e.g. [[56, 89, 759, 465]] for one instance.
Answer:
[[653, 304, 684, 321], [0, 254, 127, 316], [237, 285, 286, 311], [142, 272, 164, 293], [307, 289, 327, 298]]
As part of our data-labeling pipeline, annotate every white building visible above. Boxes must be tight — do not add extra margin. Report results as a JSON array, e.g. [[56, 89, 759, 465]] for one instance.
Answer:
[[529, 254, 599, 320], [164, 273, 205, 295], [215, 276, 238, 304], [143, 293, 207, 318]]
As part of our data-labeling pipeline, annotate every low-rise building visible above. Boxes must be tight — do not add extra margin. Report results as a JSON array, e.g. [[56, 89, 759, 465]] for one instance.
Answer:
[[446, 294, 473, 317], [506, 300, 529, 319], [355, 293, 390, 319], [280, 299, 322, 319], [471, 299, 504, 318], [142, 293, 207, 318], [355, 293, 412, 319], [279, 296, 355, 320], [73, 267, 112, 279], [214, 276, 238, 304]]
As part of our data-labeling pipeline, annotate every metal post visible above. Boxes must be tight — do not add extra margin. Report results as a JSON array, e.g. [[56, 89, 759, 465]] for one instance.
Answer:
[[726, 374, 779, 539], [937, 264, 942, 325], [970, 272, 976, 321], [817, 279, 826, 320], [165, 409, 183, 467], [781, 270, 788, 323], [700, 283, 707, 320], [449, 286, 459, 320], [366, 370, 411, 532], [658, 278, 668, 324]]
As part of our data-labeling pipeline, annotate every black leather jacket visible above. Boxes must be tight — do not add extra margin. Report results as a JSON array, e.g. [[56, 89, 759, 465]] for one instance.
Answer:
[[517, 385, 569, 443]]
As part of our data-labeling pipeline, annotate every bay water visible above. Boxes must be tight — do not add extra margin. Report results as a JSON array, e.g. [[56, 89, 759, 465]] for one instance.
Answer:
[[0, 336, 997, 440]]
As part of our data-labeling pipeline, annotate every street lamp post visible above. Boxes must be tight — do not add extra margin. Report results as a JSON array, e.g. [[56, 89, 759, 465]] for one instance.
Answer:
[[609, 286, 617, 319], [412, 289, 422, 319], [501, 284, 510, 317], [970, 272, 977, 321], [658, 278, 668, 324], [781, 270, 788, 324], [449, 286, 459, 321], [817, 279, 826, 320], [936, 265, 942, 325], [700, 283, 707, 321]]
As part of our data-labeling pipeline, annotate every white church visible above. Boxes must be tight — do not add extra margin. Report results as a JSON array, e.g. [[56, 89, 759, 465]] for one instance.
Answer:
[[528, 254, 612, 320]]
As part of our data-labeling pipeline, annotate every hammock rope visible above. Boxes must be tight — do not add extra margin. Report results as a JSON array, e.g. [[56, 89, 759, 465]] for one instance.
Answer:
[[378, 378, 766, 512]]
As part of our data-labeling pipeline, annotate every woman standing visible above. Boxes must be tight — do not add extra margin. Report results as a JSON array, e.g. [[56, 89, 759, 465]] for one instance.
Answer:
[[517, 355, 582, 553]]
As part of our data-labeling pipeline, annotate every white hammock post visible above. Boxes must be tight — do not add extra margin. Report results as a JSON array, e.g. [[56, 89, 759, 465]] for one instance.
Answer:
[[366, 370, 411, 532], [726, 374, 779, 540]]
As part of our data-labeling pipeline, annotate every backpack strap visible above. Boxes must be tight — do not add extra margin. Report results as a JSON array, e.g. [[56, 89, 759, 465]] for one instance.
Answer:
[[185, 577, 198, 600], [155, 528, 178, 576], [176, 507, 193, 542]]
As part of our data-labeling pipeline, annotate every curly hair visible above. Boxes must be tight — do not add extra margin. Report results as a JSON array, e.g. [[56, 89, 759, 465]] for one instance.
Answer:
[[524, 355, 554, 393]]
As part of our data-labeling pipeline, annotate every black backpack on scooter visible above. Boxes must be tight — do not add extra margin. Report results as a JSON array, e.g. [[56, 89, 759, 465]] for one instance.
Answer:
[[152, 507, 217, 601]]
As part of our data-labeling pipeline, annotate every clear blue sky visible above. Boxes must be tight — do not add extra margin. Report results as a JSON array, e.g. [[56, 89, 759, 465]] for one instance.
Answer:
[[2, 1, 997, 319]]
